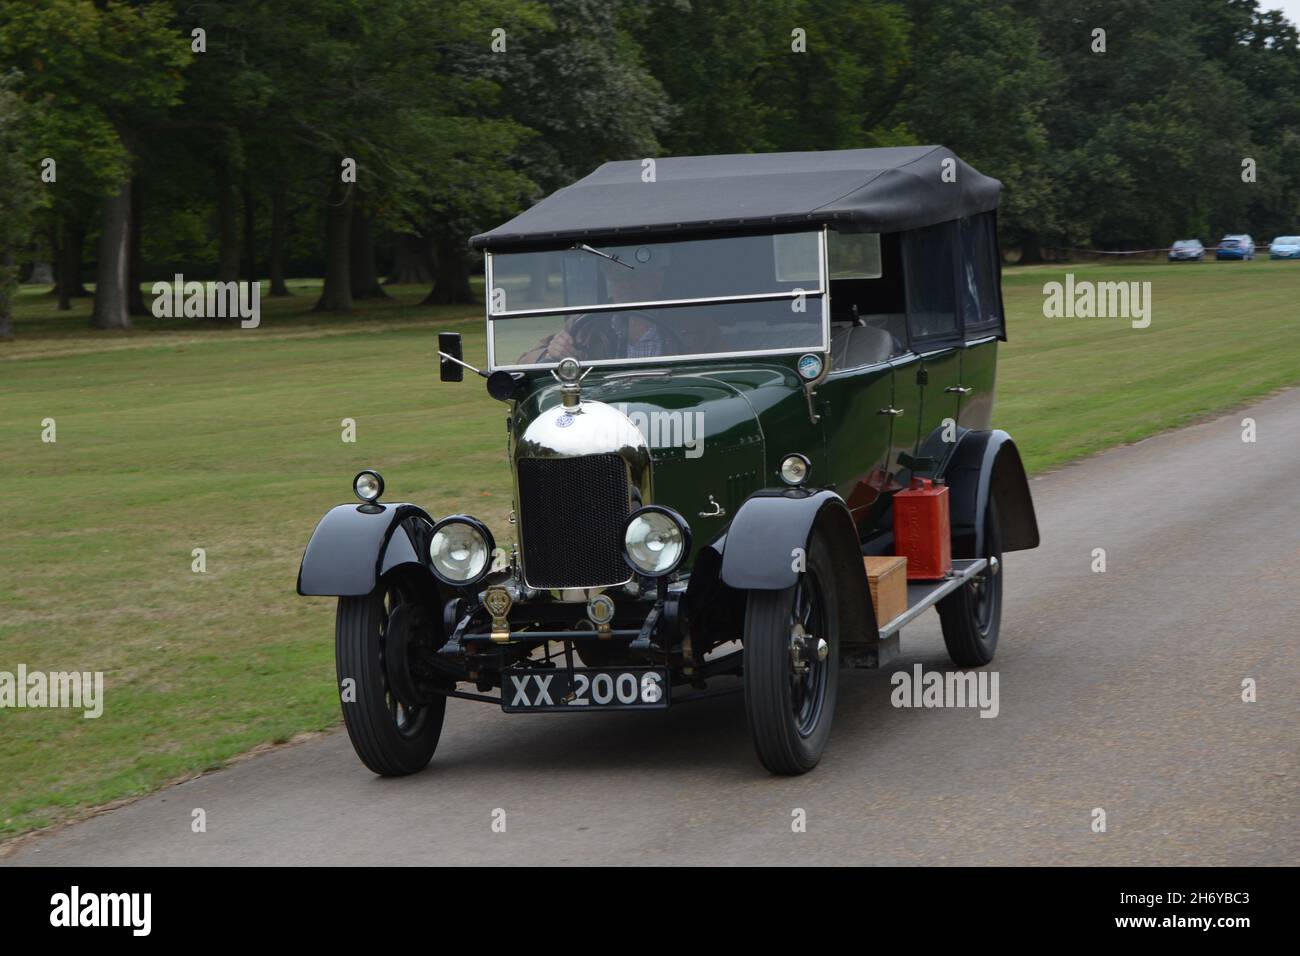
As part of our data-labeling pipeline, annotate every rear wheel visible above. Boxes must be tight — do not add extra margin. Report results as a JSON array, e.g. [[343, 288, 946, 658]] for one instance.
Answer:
[[938, 500, 1003, 666], [743, 533, 840, 775], [335, 577, 446, 776]]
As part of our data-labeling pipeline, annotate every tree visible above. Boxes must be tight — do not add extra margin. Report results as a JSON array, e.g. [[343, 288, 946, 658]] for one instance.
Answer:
[[634, 0, 787, 155], [1, 9, 124, 312], [0, 74, 41, 339], [1021, 0, 1266, 249], [211, 0, 551, 311], [899, 0, 1059, 254], [1, 0, 190, 329], [501, 0, 670, 193], [634, 0, 910, 155], [394, 0, 679, 306]]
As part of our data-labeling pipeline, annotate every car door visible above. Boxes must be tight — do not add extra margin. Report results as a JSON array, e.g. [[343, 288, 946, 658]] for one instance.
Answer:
[[957, 340, 996, 431], [885, 351, 922, 489], [898, 221, 964, 479], [913, 348, 963, 471], [820, 357, 895, 531]]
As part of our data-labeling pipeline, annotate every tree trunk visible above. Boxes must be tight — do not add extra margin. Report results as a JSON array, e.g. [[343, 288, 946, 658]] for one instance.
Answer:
[[350, 204, 389, 299], [56, 224, 74, 310], [268, 182, 291, 296], [127, 179, 148, 315], [69, 219, 90, 296], [91, 181, 132, 330], [422, 236, 474, 305], [315, 173, 354, 312], [385, 233, 432, 285], [0, 243, 15, 340], [216, 159, 240, 284], [241, 171, 258, 282], [1019, 234, 1043, 265], [56, 216, 89, 309], [44, 225, 59, 296]]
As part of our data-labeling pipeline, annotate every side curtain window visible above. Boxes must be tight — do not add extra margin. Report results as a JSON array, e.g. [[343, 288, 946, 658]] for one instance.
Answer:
[[903, 221, 960, 348], [960, 212, 1005, 339]]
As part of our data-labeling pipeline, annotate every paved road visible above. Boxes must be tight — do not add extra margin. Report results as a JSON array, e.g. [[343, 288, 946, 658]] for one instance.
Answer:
[[7, 392, 1300, 866]]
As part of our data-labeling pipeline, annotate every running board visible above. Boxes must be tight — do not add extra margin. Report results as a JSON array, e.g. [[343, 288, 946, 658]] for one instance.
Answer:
[[877, 558, 990, 639]]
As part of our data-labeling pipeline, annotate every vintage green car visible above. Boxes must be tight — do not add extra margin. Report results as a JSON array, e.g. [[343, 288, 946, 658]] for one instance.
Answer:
[[298, 146, 1040, 776]]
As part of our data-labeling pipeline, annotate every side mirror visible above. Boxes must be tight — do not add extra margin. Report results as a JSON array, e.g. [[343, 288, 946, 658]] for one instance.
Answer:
[[439, 332, 464, 382]]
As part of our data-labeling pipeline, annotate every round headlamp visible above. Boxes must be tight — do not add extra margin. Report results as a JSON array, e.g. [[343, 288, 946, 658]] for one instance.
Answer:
[[353, 469, 384, 503], [623, 506, 691, 578], [779, 454, 810, 486], [429, 516, 495, 586]]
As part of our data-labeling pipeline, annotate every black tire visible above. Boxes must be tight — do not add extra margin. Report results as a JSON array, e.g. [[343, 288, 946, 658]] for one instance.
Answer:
[[336, 577, 446, 776], [938, 499, 1003, 667], [743, 533, 840, 775]]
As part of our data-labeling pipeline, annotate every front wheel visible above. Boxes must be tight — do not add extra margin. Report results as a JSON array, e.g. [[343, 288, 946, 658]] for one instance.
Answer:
[[743, 533, 840, 775], [335, 577, 446, 776]]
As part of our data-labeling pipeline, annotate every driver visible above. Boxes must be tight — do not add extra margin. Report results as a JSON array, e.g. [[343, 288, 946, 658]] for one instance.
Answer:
[[520, 247, 684, 363]]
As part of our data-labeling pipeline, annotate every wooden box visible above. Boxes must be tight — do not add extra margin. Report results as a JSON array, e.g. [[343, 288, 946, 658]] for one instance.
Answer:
[[863, 556, 908, 628]]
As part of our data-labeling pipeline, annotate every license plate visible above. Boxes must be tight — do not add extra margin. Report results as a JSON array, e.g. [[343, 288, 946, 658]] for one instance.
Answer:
[[501, 666, 670, 713]]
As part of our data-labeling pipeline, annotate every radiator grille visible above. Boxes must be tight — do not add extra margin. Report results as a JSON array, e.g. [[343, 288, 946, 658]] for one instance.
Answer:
[[517, 454, 632, 589]]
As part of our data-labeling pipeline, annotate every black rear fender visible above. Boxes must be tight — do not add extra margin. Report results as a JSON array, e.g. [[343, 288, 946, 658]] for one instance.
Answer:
[[943, 430, 1040, 557]]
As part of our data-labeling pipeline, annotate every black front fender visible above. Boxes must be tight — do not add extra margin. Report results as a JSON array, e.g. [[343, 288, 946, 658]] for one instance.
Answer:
[[297, 502, 437, 597], [717, 488, 878, 645]]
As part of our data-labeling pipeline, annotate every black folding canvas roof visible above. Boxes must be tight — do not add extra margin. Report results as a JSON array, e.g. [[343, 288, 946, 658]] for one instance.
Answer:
[[470, 146, 1000, 250]]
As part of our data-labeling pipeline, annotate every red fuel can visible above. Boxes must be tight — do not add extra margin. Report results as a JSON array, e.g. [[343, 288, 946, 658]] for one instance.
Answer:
[[893, 477, 952, 580]]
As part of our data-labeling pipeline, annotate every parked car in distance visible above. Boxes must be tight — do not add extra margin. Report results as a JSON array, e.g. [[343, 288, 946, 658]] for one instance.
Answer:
[[1168, 239, 1204, 261], [1268, 235, 1300, 259], [1216, 234, 1255, 260]]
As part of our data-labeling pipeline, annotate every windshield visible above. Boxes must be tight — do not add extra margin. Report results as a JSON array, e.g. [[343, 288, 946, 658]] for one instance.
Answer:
[[487, 232, 827, 369], [1274, 236, 1300, 244]]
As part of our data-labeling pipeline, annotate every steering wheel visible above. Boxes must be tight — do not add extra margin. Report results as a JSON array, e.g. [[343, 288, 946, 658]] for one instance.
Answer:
[[569, 310, 688, 359]]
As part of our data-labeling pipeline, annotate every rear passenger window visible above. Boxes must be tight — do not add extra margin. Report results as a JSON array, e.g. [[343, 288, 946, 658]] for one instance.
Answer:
[[960, 213, 1004, 338], [903, 221, 960, 347]]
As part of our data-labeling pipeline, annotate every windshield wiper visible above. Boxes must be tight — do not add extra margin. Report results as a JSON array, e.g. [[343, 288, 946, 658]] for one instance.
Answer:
[[572, 242, 633, 269]]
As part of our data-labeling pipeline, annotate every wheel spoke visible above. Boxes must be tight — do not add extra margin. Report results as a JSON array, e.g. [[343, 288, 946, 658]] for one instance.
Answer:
[[377, 583, 424, 737], [785, 574, 828, 738]]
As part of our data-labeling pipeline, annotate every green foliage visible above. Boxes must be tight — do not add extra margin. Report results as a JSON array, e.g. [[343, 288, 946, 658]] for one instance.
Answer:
[[634, 0, 911, 154], [901, 0, 1058, 246], [755, 0, 912, 150], [0, 73, 40, 223], [1021, 0, 1300, 247], [501, 0, 671, 192], [1, 0, 1299, 292], [0, 74, 41, 331], [0, 0, 189, 184]]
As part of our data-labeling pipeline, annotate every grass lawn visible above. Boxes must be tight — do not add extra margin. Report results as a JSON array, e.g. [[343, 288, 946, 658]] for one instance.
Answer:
[[2, 260, 1299, 839]]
